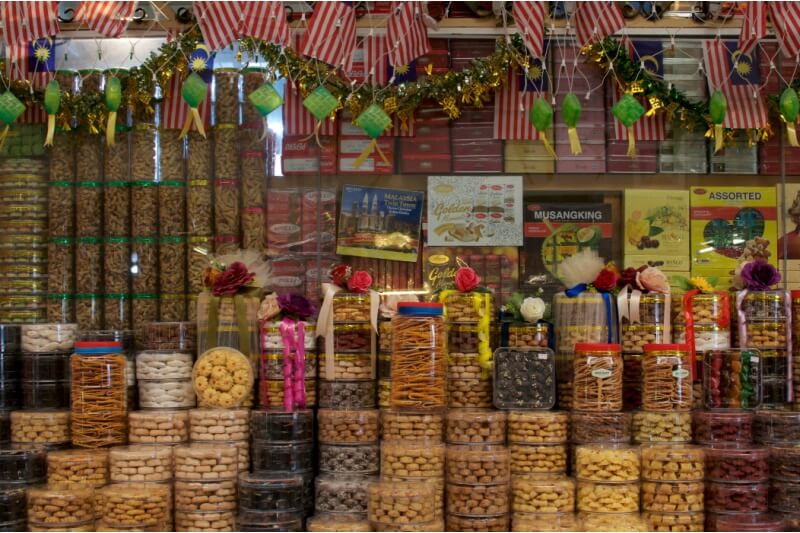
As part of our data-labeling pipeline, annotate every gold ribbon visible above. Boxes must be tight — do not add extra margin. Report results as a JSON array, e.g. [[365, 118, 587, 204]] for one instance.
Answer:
[[258, 116, 268, 141], [179, 107, 206, 139], [627, 127, 637, 158], [234, 294, 251, 363], [300, 120, 323, 147], [0, 125, 10, 152], [714, 124, 724, 153], [787, 121, 799, 147], [567, 127, 582, 155], [353, 139, 390, 169], [105, 111, 117, 146], [44, 114, 56, 147], [206, 294, 220, 349], [540, 132, 558, 160]]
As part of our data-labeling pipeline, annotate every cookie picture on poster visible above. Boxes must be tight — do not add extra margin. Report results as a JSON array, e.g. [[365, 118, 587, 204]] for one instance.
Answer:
[[427, 175, 524, 246]]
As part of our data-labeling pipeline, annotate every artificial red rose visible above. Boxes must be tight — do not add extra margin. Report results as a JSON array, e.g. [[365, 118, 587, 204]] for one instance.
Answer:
[[347, 270, 373, 293], [203, 267, 222, 289], [330, 264, 351, 287], [593, 268, 618, 292], [212, 261, 256, 296], [455, 267, 481, 292]]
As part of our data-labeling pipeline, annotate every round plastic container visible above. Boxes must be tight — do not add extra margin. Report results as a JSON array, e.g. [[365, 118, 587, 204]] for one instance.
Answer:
[[444, 408, 505, 445], [251, 441, 313, 473], [173, 443, 238, 481], [643, 511, 704, 532], [128, 409, 189, 444], [714, 512, 784, 532], [319, 352, 373, 381], [576, 481, 640, 513], [381, 440, 446, 479], [0, 447, 46, 483], [239, 472, 304, 513], [769, 479, 800, 513], [705, 481, 768, 513], [317, 408, 379, 444], [250, 409, 314, 442], [46, 448, 108, 487], [442, 292, 492, 323], [641, 480, 704, 512], [97, 482, 171, 528], [571, 411, 632, 444], [509, 443, 567, 474], [754, 410, 800, 444], [769, 445, 800, 480], [143, 321, 197, 351], [188, 408, 249, 441], [135, 350, 193, 380], [448, 323, 482, 354], [703, 348, 762, 409], [507, 410, 568, 444], [641, 444, 704, 481], [174, 479, 237, 512], [445, 444, 510, 484], [642, 344, 692, 411], [573, 343, 623, 411], [306, 513, 371, 532], [318, 380, 376, 409], [742, 291, 788, 321], [22, 352, 68, 381], [319, 443, 379, 474], [0, 486, 26, 524], [493, 346, 556, 409], [21, 323, 77, 353], [621, 324, 666, 354], [506, 322, 550, 348], [27, 485, 94, 528], [192, 347, 254, 408], [109, 445, 173, 483], [315, 473, 373, 515], [332, 323, 372, 352], [512, 512, 581, 532], [575, 444, 641, 482], [511, 474, 575, 513], [332, 293, 370, 322], [382, 409, 444, 442], [705, 446, 769, 483], [632, 411, 692, 443], [446, 481, 509, 515], [693, 409, 753, 444], [367, 479, 436, 527]]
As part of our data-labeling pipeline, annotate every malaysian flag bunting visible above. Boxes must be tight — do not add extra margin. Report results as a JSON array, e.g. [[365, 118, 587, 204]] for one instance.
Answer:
[[0, 1, 59, 45], [386, 2, 430, 69], [75, 1, 137, 38], [738, 2, 766, 55], [239, 1, 289, 47], [767, 3, 800, 59], [702, 39, 767, 129], [194, 1, 242, 51], [301, 1, 357, 69], [514, 1, 545, 58], [285, 32, 338, 137], [493, 59, 547, 141], [6, 39, 55, 124], [160, 45, 213, 131], [572, 1, 624, 48], [345, 33, 389, 85], [612, 39, 666, 142]]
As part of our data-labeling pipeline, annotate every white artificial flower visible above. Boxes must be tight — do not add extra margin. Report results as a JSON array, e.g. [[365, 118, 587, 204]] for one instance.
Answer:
[[520, 297, 546, 323]]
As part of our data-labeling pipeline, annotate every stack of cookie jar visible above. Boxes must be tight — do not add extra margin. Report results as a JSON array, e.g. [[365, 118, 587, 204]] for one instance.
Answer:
[[753, 411, 800, 529], [641, 444, 705, 532], [738, 289, 790, 405], [575, 444, 641, 524], [378, 309, 392, 408], [19, 323, 74, 416], [0, 447, 46, 531], [446, 423, 511, 531], [258, 318, 317, 409], [553, 292, 616, 409], [173, 442, 239, 531], [240, 67, 268, 252], [190, 408, 250, 475], [620, 292, 669, 410], [250, 410, 314, 519], [136, 322, 196, 411], [704, 445, 770, 530], [443, 291, 494, 409], [319, 292, 375, 412], [792, 291, 800, 407], [186, 124, 214, 320], [213, 67, 242, 256], [632, 344, 693, 445], [0, 326, 19, 443]]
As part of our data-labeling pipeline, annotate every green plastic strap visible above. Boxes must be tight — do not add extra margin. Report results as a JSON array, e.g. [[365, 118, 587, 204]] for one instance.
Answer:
[[105, 236, 130, 244], [133, 237, 157, 245], [47, 293, 72, 299], [75, 293, 100, 299], [50, 180, 72, 188], [159, 180, 184, 188], [105, 293, 130, 300], [132, 293, 158, 299], [160, 235, 186, 244], [49, 236, 73, 245], [105, 180, 129, 188], [77, 237, 101, 244], [132, 180, 156, 188], [77, 181, 102, 188]]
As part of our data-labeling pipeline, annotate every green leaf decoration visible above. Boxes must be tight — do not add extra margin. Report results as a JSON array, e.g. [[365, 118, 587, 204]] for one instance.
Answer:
[[672, 275, 692, 292], [105, 77, 122, 112], [355, 103, 392, 139], [248, 82, 283, 116], [709, 90, 727, 125], [303, 85, 338, 121], [181, 72, 208, 108], [0, 91, 25, 125], [561, 92, 582, 127], [612, 94, 645, 128], [530, 98, 553, 132], [44, 80, 60, 115], [781, 88, 799, 122]]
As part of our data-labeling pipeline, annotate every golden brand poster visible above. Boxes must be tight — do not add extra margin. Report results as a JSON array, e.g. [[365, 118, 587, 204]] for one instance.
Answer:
[[427, 175, 524, 246]]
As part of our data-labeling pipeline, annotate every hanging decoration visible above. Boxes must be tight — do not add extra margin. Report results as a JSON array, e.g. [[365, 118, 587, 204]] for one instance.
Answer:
[[708, 90, 727, 153], [0, 90, 26, 149], [43, 80, 60, 146], [179, 72, 208, 138], [780, 88, 799, 147], [612, 93, 645, 158], [561, 92, 583, 155], [530, 97, 557, 159], [353, 103, 392, 168], [302, 85, 340, 143], [104, 76, 122, 146], [247, 81, 283, 140]]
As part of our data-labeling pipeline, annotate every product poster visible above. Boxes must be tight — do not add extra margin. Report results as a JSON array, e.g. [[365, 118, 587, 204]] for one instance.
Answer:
[[422, 246, 519, 306], [427, 175, 524, 246], [336, 185, 424, 262], [778, 183, 800, 270], [520, 201, 613, 289]]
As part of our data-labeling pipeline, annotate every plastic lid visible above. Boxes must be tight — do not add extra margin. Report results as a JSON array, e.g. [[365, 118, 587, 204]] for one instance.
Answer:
[[644, 343, 689, 352], [397, 301, 443, 316], [575, 343, 621, 353], [74, 340, 122, 354]]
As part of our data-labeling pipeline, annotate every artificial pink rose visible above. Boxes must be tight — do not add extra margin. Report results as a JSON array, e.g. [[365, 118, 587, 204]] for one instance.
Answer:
[[212, 261, 256, 296], [455, 267, 481, 292], [637, 266, 670, 294], [618, 265, 647, 289], [257, 293, 281, 321], [330, 264, 351, 287], [347, 270, 373, 293]]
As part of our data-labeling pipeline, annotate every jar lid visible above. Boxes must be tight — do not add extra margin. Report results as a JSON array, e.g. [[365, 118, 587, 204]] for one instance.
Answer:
[[74, 340, 122, 354], [644, 343, 689, 352], [397, 302, 443, 316], [575, 342, 621, 353]]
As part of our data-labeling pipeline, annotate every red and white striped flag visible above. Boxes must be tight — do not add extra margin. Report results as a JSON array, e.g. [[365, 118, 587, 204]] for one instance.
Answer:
[[493, 68, 541, 140], [301, 1, 356, 69], [75, 1, 137, 38], [345, 33, 389, 84], [386, 1, 430, 68], [738, 2, 766, 55], [239, 1, 289, 47], [572, 1, 624, 48], [514, 1, 545, 58], [195, 1, 242, 51], [768, 2, 800, 59], [611, 38, 665, 141], [283, 81, 337, 137], [702, 39, 767, 129], [0, 1, 59, 45]]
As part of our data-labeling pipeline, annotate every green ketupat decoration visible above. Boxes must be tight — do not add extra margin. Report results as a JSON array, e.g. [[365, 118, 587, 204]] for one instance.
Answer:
[[247, 82, 283, 140], [179, 72, 208, 139], [561, 92, 583, 155], [780, 88, 799, 147], [105, 76, 122, 146], [353, 103, 392, 168], [43, 80, 60, 147], [709, 90, 727, 153], [612, 93, 645, 158], [302, 85, 338, 145], [0, 91, 26, 150], [530, 98, 557, 159]]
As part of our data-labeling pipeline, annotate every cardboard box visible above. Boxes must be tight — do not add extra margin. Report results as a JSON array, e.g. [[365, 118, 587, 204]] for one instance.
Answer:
[[625, 255, 692, 272], [607, 141, 658, 173], [691, 268, 735, 291], [452, 157, 503, 173], [452, 140, 503, 158], [690, 186, 778, 270], [777, 183, 800, 270], [555, 158, 606, 174], [399, 137, 451, 155], [400, 154, 452, 174], [338, 137, 395, 175], [504, 140, 553, 159], [281, 136, 336, 175], [423, 246, 518, 307], [709, 140, 758, 174], [624, 189, 690, 260], [505, 159, 554, 174]]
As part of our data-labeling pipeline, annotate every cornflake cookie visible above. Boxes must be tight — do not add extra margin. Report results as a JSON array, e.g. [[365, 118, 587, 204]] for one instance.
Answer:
[[368, 480, 436, 526], [382, 410, 443, 442], [575, 444, 640, 481], [445, 445, 510, 484], [577, 482, 640, 513], [192, 347, 253, 408]]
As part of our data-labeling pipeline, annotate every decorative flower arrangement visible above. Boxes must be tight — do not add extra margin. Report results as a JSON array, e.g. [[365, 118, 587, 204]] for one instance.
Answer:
[[258, 292, 316, 322], [204, 261, 255, 296], [673, 275, 717, 294], [330, 263, 373, 293], [559, 249, 619, 294], [618, 265, 670, 294], [504, 290, 548, 323], [738, 259, 781, 291], [455, 266, 481, 292]]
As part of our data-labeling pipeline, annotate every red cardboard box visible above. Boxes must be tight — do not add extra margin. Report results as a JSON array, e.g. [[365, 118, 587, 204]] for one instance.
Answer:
[[452, 157, 503, 173], [400, 137, 452, 156], [607, 141, 658, 173], [555, 141, 605, 158], [400, 153, 452, 174], [281, 136, 337, 175], [556, 158, 606, 174], [451, 124, 495, 141], [452, 140, 503, 158], [450, 39, 496, 58]]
